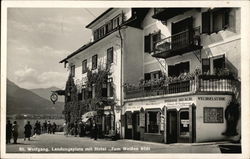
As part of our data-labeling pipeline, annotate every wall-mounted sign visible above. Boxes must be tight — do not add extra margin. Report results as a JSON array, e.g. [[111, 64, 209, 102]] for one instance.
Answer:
[[204, 107, 224, 123], [139, 113, 145, 127], [198, 97, 225, 101]]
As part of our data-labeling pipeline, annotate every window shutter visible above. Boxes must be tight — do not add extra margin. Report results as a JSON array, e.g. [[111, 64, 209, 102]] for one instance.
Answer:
[[202, 11, 211, 34], [144, 35, 151, 53]]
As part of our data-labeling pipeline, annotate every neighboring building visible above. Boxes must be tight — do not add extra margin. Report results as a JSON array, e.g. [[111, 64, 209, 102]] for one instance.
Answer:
[[60, 8, 241, 143]]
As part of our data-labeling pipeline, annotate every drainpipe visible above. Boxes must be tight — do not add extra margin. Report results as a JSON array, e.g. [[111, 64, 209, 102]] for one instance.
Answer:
[[118, 25, 124, 138]]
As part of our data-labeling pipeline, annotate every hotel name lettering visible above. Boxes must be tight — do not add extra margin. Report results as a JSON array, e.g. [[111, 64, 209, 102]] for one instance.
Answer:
[[198, 97, 225, 101]]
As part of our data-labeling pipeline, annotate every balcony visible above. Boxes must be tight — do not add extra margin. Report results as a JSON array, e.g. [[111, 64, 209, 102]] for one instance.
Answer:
[[152, 27, 202, 58], [124, 74, 238, 100], [152, 8, 193, 21]]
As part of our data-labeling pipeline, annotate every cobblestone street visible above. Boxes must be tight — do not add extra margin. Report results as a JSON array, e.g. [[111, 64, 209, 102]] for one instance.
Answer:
[[5, 132, 229, 153]]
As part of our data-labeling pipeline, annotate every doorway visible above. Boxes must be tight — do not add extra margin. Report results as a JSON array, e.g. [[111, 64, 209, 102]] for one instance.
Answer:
[[132, 111, 140, 140], [167, 109, 178, 143]]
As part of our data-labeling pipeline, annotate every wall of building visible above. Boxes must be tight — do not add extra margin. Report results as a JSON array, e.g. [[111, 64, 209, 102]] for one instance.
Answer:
[[67, 31, 122, 105], [194, 95, 234, 142], [123, 27, 144, 84], [140, 8, 240, 78]]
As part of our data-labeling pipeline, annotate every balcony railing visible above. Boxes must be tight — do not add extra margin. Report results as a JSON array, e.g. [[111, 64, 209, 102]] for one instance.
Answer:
[[124, 75, 238, 99], [152, 27, 202, 58]]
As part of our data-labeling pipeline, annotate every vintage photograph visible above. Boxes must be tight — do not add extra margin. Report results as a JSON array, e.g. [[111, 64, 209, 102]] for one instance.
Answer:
[[1, 1, 249, 158]]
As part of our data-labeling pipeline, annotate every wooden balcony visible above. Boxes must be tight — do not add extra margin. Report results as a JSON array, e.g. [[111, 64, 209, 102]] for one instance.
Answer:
[[152, 8, 192, 21], [152, 27, 202, 59], [124, 75, 238, 100]]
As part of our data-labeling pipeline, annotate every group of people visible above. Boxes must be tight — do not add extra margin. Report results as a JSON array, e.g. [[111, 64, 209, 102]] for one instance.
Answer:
[[6, 120, 58, 144], [64, 119, 99, 140]]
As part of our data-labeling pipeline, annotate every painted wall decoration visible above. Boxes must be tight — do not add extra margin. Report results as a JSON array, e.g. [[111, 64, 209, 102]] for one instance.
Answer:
[[203, 107, 224, 123]]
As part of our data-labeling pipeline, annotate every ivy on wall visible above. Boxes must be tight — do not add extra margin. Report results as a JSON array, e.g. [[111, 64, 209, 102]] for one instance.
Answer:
[[64, 66, 117, 124]]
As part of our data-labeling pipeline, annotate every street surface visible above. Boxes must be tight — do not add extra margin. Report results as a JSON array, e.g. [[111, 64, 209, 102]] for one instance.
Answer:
[[6, 132, 235, 153]]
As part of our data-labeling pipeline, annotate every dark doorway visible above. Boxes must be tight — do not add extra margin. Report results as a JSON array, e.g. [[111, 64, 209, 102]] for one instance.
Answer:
[[167, 110, 178, 143], [132, 112, 140, 140], [125, 112, 132, 139]]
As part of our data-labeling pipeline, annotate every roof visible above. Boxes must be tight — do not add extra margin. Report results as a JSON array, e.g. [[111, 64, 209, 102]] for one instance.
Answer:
[[85, 8, 113, 28], [60, 8, 149, 64]]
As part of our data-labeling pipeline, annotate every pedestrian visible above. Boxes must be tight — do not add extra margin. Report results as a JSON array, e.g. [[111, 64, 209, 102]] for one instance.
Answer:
[[12, 121, 18, 144], [52, 122, 57, 134], [47, 121, 52, 134], [6, 120, 12, 144], [78, 121, 85, 137], [24, 121, 32, 141], [63, 121, 67, 136], [37, 122, 41, 135], [43, 120, 47, 133], [33, 121, 39, 137], [92, 121, 98, 140], [73, 121, 78, 137]]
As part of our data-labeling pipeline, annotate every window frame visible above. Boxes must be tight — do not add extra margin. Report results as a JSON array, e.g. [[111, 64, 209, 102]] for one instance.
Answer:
[[70, 65, 75, 77], [107, 47, 114, 68], [82, 59, 88, 74], [92, 54, 98, 70]]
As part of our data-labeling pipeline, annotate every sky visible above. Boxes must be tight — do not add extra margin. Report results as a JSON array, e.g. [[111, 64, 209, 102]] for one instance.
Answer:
[[7, 8, 107, 89]]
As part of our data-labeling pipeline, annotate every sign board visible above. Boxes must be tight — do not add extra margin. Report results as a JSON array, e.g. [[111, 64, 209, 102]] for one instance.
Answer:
[[204, 107, 224, 123], [160, 115, 165, 131], [181, 119, 189, 127], [139, 113, 145, 127]]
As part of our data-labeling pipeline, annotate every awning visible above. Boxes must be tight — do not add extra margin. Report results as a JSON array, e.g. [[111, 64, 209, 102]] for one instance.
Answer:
[[81, 111, 97, 123]]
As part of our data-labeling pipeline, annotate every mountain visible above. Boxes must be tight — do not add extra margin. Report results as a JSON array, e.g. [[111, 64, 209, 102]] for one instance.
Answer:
[[30, 87, 64, 102], [7, 79, 64, 115]]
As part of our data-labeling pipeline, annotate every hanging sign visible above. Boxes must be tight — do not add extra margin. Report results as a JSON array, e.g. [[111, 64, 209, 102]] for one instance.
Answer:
[[50, 93, 58, 104]]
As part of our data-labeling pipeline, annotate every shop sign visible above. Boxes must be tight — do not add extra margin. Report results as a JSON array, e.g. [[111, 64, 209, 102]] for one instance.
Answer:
[[204, 107, 224, 123], [198, 97, 225, 101], [139, 113, 145, 127]]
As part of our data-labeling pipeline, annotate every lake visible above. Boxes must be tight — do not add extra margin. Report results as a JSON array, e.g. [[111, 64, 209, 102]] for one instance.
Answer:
[[7, 119, 65, 138]]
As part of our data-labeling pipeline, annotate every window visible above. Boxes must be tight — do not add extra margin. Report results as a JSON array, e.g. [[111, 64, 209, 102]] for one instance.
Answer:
[[146, 111, 160, 133], [78, 92, 82, 101], [144, 70, 162, 81], [102, 83, 107, 97], [105, 21, 113, 34], [179, 111, 189, 136], [82, 87, 88, 100], [82, 59, 87, 74], [92, 54, 98, 70], [70, 65, 75, 77], [202, 58, 210, 74], [107, 78, 113, 97], [113, 15, 121, 29], [202, 9, 230, 34], [144, 31, 161, 53], [213, 55, 225, 75], [168, 61, 190, 77], [107, 47, 113, 68]]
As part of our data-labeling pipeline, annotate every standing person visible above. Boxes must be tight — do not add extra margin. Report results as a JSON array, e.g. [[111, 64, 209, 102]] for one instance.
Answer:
[[63, 121, 67, 136], [12, 121, 18, 144], [37, 122, 41, 135], [6, 120, 12, 144], [73, 121, 78, 137], [92, 121, 98, 140], [33, 121, 39, 137], [47, 121, 52, 134], [52, 122, 57, 134], [43, 120, 47, 133], [24, 121, 32, 141], [78, 121, 84, 137]]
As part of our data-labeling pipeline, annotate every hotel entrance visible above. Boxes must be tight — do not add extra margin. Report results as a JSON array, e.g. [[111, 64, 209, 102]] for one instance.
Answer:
[[166, 106, 195, 143], [167, 109, 178, 143]]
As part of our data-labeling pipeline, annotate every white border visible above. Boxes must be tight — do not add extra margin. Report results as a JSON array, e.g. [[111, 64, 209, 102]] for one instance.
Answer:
[[1, 1, 250, 159]]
